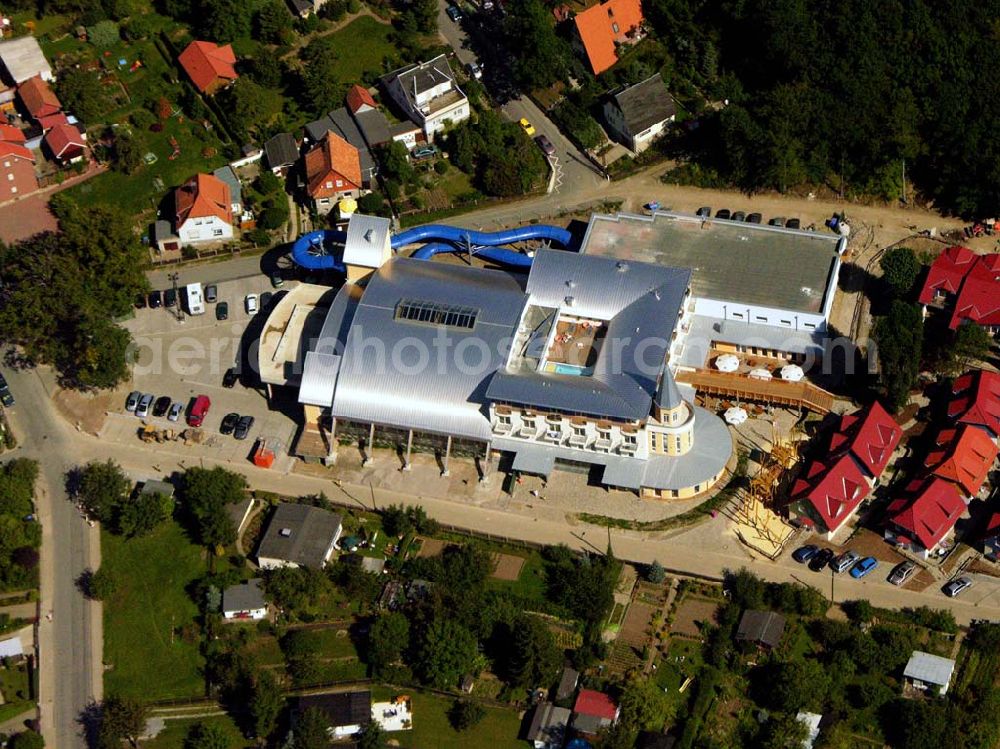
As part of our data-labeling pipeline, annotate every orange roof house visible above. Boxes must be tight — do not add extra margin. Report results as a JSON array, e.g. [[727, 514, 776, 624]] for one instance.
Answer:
[[346, 84, 377, 114], [0, 139, 37, 200], [304, 131, 363, 213], [17, 75, 61, 121], [178, 41, 238, 95], [925, 424, 998, 497], [0, 124, 26, 144], [44, 121, 86, 162], [174, 173, 233, 229], [573, 0, 644, 75]]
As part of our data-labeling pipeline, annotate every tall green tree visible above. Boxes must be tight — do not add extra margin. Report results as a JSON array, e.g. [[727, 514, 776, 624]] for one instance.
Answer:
[[204, 0, 252, 41], [946, 324, 992, 374], [255, 0, 293, 43], [368, 611, 410, 675], [503, 0, 568, 90], [55, 68, 112, 123], [9, 731, 45, 749], [414, 618, 479, 689], [299, 37, 348, 117], [249, 670, 284, 739], [181, 467, 246, 547], [183, 721, 232, 749], [75, 460, 131, 525], [873, 300, 923, 412], [293, 707, 332, 749], [98, 695, 147, 749], [880, 247, 920, 298], [502, 614, 561, 688]]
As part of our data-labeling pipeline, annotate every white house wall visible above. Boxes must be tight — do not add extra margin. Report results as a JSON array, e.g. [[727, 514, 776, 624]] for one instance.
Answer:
[[178, 216, 233, 245]]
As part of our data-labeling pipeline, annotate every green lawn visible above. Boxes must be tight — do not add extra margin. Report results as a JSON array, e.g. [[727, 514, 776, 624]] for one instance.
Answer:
[[485, 550, 548, 606], [370, 687, 526, 749], [319, 16, 399, 88], [142, 715, 250, 749], [102, 522, 207, 700], [0, 661, 33, 723]]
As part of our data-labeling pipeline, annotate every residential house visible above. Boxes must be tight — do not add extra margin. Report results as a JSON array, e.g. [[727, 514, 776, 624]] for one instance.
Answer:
[[556, 666, 580, 701], [0, 635, 24, 661], [0, 36, 53, 84], [256, 503, 343, 569], [212, 165, 243, 216], [178, 41, 238, 95], [570, 689, 619, 735], [17, 75, 60, 122], [296, 691, 371, 739], [884, 477, 966, 559], [925, 424, 998, 499], [304, 107, 377, 184], [918, 246, 1000, 332], [526, 701, 571, 749], [382, 54, 469, 140], [573, 0, 644, 75], [222, 579, 268, 620], [341, 213, 392, 282], [173, 172, 234, 246], [263, 132, 298, 175], [796, 712, 823, 749], [827, 400, 902, 479], [603, 73, 676, 154], [735, 609, 786, 650], [918, 245, 977, 307], [0, 125, 37, 200], [949, 369, 1000, 441], [304, 131, 364, 215], [347, 83, 377, 114], [903, 651, 955, 696], [288, 0, 330, 18], [43, 121, 86, 163]]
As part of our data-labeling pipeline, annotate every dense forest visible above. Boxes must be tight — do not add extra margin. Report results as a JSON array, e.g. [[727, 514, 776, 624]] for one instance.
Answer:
[[649, 0, 1000, 216]]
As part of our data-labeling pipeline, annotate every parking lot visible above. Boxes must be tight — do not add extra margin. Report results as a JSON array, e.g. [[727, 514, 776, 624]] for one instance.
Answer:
[[112, 275, 300, 464]]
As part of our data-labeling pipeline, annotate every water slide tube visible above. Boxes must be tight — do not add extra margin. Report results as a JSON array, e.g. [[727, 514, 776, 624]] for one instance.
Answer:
[[290, 229, 347, 271]]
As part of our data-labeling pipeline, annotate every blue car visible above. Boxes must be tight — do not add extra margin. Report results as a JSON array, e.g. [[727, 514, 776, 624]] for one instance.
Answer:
[[850, 556, 878, 579]]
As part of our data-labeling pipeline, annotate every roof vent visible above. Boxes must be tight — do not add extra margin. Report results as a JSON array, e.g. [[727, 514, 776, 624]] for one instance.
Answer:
[[564, 295, 575, 307], [653, 289, 661, 301], [616, 261, 628, 272], [565, 279, 575, 288], [279, 528, 292, 537], [364, 228, 374, 243]]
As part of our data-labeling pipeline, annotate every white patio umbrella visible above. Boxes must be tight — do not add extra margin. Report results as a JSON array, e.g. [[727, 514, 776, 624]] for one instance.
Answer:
[[781, 364, 805, 381], [748, 368, 773, 380], [724, 406, 748, 426], [715, 353, 740, 373]]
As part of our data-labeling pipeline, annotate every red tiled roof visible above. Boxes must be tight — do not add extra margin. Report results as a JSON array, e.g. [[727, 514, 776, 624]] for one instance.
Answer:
[[949, 259, 1000, 329], [886, 477, 965, 551], [574, 689, 618, 720], [791, 454, 871, 533], [175, 173, 233, 226], [0, 124, 26, 144], [573, 0, 643, 74], [36, 111, 69, 131], [346, 84, 377, 113], [0, 140, 34, 162], [918, 245, 977, 304], [949, 370, 1000, 438], [17, 75, 61, 120], [178, 41, 238, 93], [926, 424, 999, 496], [304, 131, 362, 198], [44, 122, 85, 160], [831, 401, 901, 478]]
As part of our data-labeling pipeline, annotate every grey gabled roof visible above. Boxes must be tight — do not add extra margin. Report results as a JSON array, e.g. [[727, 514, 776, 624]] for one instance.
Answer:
[[611, 73, 676, 134], [526, 702, 571, 743], [256, 503, 342, 568], [486, 249, 691, 420], [328, 108, 377, 180], [343, 213, 391, 267], [263, 132, 298, 169], [0, 36, 52, 84], [904, 651, 955, 686], [305, 115, 335, 143], [353, 108, 392, 147], [140, 479, 175, 498], [297, 691, 371, 728], [212, 165, 242, 205], [557, 667, 580, 701], [388, 54, 455, 100], [222, 578, 266, 612], [736, 610, 786, 647]]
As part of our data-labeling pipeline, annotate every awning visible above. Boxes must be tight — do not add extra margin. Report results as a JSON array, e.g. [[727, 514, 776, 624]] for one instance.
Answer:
[[512, 448, 556, 477]]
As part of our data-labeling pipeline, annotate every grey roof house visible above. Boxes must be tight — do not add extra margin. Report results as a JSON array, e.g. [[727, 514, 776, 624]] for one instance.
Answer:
[[556, 666, 580, 701], [256, 503, 343, 569], [382, 54, 469, 140], [213, 165, 243, 215], [264, 132, 299, 175], [0, 36, 53, 84], [602, 73, 676, 154], [297, 690, 371, 739], [222, 579, 268, 620], [735, 610, 786, 650], [304, 108, 377, 187], [903, 651, 956, 696], [526, 701, 571, 749]]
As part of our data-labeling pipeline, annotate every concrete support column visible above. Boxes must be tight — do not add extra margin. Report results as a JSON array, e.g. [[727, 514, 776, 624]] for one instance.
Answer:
[[403, 429, 413, 471], [325, 416, 338, 465], [363, 422, 375, 466], [441, 435, 452, 477]]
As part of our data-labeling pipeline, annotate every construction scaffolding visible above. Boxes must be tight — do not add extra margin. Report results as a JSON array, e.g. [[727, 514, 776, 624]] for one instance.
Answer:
[[733, 429, 798, 559]]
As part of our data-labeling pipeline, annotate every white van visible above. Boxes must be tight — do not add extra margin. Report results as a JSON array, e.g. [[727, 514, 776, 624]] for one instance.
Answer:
[[186, 283, 205, 315]]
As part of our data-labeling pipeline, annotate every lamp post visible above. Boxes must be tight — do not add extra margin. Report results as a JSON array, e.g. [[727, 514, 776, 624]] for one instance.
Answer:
[[168, 272, 182, 321]]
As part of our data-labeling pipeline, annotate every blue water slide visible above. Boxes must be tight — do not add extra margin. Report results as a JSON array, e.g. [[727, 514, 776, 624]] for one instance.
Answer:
[[290, 229, 347, 271], [391, 223, 573, 251], [410, 242, 535, 268]]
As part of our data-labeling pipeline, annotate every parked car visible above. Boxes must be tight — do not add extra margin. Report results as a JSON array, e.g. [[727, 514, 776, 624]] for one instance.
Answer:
[[222, 368, 238, 388], [216, 301, 229, 321], [245, 294, 258, 315], [850, 556, 878, 579], [126, 390, 141, 412], [164, 288, 178, 308], [135, 393, 154, 418], [808, 548, 835, 571], [167, 402, 183, 422], [747, 212, 763, 224], [220, 412, 239, 435], [888, 561, 918, 586], [943, 576, 974, 597], [270, 272, 284, 288], [731, 211, 746, 222], [792, 544, 820, 563], [535, 134, 556, 157], [261, 291, 273, 308], [768, 216, 786, 227], [786, 217, 801, 230], [696, 206, 711, 217], [205, 285, 218, 303], [519, 118, 536, 136], [831, 551, 860, 573], [187, 395, 211, 427], [135, 293, 147, 309], [234, 415, 255, 440], [446, 4, 462, 21], [465, 61, 483, 80], [0, 387, 13, 407], [152, 396, 172, 417], [148, 291, 163, 309], [715, 209, 731, 220], [412, 145, 438, 161]]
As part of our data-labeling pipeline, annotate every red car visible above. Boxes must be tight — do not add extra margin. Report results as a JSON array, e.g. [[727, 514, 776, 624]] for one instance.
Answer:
[[187, 395, 211, 427]]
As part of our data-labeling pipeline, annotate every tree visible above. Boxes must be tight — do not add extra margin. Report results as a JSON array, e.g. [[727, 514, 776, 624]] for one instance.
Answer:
[[255, 0, 293, 43], [618, 677, 674, 732], [299, 37, 348, 117], [248, 55, 284, 89], [111, 129, 143, 175], [249, 670, 284, 740], [882, 698, 950, 749], [873, 300, 923, 412], [880, 247, 920, 298], [75, 460, 131, 526], [9, 731, 45, 749], [86, 566, 119, 600], [223, 78, 283, 140], [367, 611, 410, 674], [757, 712, 809, 749], [204, 0, 252, 42], [117, 490, 172, 537], [647, 560, 666, 584], [766, 659, 829, 713], [503, 0, 567, 90], [946, 324, 992, 374], [414, 618, 479, 689], [357, 721, 386, 749], [258, 194, 290, 231], [181, 467, 246, 547], [183, 721, 232, 749], [87, 20, 120, 47], [502, 614, 561, 688], [293, 707, 332, 749], [54, 68, 111, 123], [448, 700, 486, 731], [99, 695, 147, 749], [381, 504, 412, 536]]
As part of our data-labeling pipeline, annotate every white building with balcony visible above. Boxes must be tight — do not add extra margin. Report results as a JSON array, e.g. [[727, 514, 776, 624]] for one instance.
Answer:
[[382, 55, 469, 140]]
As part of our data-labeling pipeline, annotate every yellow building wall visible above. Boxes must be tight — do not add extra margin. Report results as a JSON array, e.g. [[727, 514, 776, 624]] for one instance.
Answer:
[[346, 264, 375, 283]]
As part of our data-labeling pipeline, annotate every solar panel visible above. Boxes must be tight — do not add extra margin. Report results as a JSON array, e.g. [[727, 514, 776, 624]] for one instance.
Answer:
[[395, 299, 478, 330]]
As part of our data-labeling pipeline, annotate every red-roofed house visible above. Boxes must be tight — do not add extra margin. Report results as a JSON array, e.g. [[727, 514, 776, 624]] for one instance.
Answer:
[[44, 121, 86, 163], [0, 136, 37, 201], [950, 369, 1000, 441], [36, 111, 68, 131], [918, 246, 1000, 332], [570, 689, 618, 735], [572, 0, 644, 75], [346, 84, 377, 115], [0, 124, 26, 144], [828, 401, 902, 479], [884, 477, 966, 558], [173, 173, 234, 246], [925, 425, 998, 498], [304, 131, 364, 215], [17, 75, 61, 122], [918, 246, 977, 306], [787, 453, 871, 539], [178, 41, 238, 95]]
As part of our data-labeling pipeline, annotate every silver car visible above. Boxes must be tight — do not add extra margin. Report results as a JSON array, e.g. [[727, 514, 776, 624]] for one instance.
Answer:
[[943, 576, 973, 597], [135, 393, 154, 418], [126, 390, 141, 412], [831, 551, 860, 573], [167, 402, 183, 422], [888, 561, 918, 586]]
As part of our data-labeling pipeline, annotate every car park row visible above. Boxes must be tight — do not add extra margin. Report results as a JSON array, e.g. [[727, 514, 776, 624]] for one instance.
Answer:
[[696, 206, 802, 228]]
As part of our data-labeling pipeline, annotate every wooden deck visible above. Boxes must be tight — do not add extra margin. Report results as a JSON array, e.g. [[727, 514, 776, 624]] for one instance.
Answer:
[[677, 368, 835, 414]]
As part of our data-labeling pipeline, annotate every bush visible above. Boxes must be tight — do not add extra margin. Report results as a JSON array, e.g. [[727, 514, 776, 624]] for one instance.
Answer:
[[448, 700, 486, 730], [87, 20, 120, 48], [86, 567, 118, 600], [434, 159, 449, 175]]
